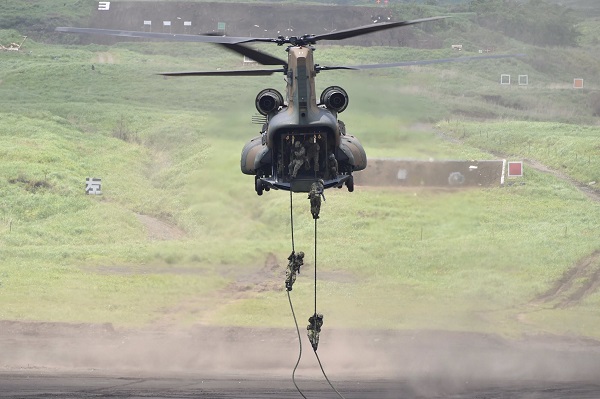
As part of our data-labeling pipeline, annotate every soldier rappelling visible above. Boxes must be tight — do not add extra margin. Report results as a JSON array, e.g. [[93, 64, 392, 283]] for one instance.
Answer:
[[308, 179, 325, 219]]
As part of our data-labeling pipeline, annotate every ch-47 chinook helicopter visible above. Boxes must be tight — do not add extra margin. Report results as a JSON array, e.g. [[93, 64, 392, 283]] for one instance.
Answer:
[[57, 17, 519, 195]]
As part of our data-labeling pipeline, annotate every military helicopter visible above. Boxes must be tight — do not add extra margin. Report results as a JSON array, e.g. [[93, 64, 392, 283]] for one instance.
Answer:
[[57, 17, 518, 195]]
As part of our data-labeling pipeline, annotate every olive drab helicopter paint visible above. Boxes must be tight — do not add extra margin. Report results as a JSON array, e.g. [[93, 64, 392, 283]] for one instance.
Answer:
[[57, 17, 521, 196]]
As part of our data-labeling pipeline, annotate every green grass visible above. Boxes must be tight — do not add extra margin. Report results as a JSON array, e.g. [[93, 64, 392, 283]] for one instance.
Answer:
[[0, 34, 599, 340], [0, 253, 229, 325], [212, 172, 599, 336], [441, 120, 600, 185], [0, 0, 93, 41]]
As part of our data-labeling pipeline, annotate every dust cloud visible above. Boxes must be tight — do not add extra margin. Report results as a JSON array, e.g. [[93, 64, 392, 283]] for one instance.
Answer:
[[2, 320, 600, 396]]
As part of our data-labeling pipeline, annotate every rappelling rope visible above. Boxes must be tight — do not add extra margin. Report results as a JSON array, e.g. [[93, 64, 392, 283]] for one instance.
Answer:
[[314, 350, 346, 399], [287, 188, 345, 399], [312, 216, 346, 399], [314, 219, 317, 317], [290, 190, 295, 253], [288, 190, 307, 399], [287, 290, 307, 399]]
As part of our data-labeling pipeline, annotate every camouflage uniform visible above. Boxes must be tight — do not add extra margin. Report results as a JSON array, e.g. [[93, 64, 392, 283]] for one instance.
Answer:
[[327, 153, 338, 179], [277, 153, 284, 177], [292, 251, 304, 274], [308, 179, 325, 219], [285, 251, 304, 291], [307, 313, 324, 351], [305, 140, 320, 172], [288, 140, 306, 178]]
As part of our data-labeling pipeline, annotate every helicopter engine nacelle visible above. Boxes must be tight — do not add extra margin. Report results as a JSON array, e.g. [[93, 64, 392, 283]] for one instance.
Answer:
[[255, 88, 284, 115], [320, 86, 349, 113]]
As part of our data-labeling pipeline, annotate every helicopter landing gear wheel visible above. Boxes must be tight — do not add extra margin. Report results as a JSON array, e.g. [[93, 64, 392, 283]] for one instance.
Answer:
[[255, 176, 264, 196], [345, 175, 354, 192]]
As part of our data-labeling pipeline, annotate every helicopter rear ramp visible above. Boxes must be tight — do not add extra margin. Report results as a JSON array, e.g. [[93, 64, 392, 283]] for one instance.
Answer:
[[354, 159, 505, 188]]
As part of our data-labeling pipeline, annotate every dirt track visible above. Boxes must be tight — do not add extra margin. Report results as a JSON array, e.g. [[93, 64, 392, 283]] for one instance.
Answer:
[[3, 371, 600, 398], [2, 320, 600, 398]]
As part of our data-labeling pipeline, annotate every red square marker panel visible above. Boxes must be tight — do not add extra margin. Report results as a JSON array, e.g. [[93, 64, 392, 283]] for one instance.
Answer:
[[508, 161, 523, 177]]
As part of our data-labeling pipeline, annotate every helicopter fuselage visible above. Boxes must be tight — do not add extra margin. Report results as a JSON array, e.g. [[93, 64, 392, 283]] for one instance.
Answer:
[[241, 46, 366, 195], [55, 16, 464, 196]]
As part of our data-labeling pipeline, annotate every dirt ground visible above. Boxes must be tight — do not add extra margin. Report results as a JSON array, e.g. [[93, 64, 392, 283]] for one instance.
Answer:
[[3, 199, 600, 397], [2, 125, 598, 397], [86, 2, 433, 48], [2, 320, 600, 398], [3, 228, 599, 397]]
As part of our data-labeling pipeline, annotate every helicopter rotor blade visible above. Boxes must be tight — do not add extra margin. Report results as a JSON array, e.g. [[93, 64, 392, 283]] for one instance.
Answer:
[[311, 16, 449, 42], [197, 32, 287, 66], [216, 43, 288, 66], [318, 53, 525, 71], [317, 66, 359, 72], [57, 17, 448, 46], [159, 68, 285, 77], [55, 27, 270, 44]]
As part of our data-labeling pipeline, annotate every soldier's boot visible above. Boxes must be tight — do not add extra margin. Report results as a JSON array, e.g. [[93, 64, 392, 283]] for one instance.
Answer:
[[286, 274, 295, 291], [308, 331, 320, 351]]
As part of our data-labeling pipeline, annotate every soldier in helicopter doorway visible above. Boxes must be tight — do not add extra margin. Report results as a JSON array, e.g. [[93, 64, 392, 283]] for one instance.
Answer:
[[308, 179, 325, 219]]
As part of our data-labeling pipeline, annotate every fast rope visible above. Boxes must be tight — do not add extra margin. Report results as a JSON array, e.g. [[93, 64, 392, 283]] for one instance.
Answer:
[[286, 190, 346, 399], [314, 349, 346, 399], [287, 190, 307, 399], [290, 189, 295, 253], [311, 215, 345, 399], [287, 290, 307, 399], [314, 218, 317, 318]]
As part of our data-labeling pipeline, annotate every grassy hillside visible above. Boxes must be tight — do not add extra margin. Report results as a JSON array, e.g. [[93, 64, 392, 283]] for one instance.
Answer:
[[547, 0, 600, 16], [0, 4, 599, 339]]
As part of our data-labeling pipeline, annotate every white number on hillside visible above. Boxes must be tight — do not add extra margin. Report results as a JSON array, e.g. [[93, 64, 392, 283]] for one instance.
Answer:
[[98, 2, 110, 11]]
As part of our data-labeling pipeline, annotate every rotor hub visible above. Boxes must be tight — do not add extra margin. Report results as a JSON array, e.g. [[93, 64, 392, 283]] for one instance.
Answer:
[[277, 35, 317, 47]]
